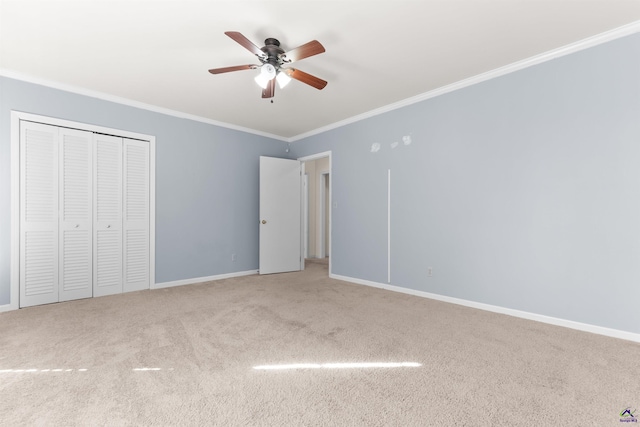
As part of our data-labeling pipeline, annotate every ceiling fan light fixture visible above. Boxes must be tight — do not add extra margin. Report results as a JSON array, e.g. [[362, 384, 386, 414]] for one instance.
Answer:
[[255, 63, 277, 88], [276, 71, 291, 89], [260, 63, 276, 78], [254, 73, 270, 89], [209, 32, 327, 98]]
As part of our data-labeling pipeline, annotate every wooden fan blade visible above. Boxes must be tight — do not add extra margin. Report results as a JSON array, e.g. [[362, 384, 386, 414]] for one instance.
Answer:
[[262, 78, 275, 98], [208, 64, 256, 74], [282, 40, 325, 62], [283, 68, 327, 90], [225, 31, 266, 58]]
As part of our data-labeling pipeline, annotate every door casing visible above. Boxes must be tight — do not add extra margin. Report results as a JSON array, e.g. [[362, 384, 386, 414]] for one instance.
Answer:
[[298, 151, 332, 274], [8, 111, 156, 311]]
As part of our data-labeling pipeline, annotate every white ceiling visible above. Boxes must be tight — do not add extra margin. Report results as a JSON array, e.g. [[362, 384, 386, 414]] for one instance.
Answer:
[[2, 1, 640, 140]]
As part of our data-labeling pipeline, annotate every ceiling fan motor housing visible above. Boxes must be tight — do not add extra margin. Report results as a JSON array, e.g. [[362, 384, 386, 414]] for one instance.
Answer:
[[261, 38, 285, 68]]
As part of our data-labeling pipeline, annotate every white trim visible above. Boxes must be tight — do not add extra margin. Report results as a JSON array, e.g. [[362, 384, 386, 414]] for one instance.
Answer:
[[329, 273, 640, 344], [387, 169, 391, 284], [152, 270, 258, 289], [0, 68, 288, 142], [4, 23, 637, 144], [10, 111, 156, 310], [290, 20, 640, 142], [328, 156, 332, 274], [302, 172, 309, 260], [300, 162, 307, 271], [297, 151, 332, 162], [149, 139, 156, 289], [9, 113, 20, 311], [317, 170, 329, 259], [0, 303, 15, 313], [298, 151, 332, 275], [13, 111, 154, 142]]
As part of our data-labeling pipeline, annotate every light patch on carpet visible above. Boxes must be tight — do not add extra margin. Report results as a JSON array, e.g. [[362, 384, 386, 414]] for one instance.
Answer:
[[0, 368, 88, 373], [253, 362, 422, 370], [132, 367, 164, 371]]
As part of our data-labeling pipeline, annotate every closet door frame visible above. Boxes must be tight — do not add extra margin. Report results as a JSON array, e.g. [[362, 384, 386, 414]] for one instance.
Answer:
[[9, 111, 156, 311]]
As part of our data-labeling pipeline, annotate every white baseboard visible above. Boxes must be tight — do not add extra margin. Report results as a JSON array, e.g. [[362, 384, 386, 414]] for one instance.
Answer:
[[0, 303, 17, 313], [329, 273, 640, 343], [0, 271, 259, 312], [152, 270, 258, 290]]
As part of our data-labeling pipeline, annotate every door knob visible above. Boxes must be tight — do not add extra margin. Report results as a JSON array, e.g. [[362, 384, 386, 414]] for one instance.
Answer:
[[74, 224, 79, 228], [107, 225, 111, 228], [261, 220, 267, 224]]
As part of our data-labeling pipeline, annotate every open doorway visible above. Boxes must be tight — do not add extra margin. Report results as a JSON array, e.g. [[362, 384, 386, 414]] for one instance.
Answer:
[[299, 152, 331, 274]]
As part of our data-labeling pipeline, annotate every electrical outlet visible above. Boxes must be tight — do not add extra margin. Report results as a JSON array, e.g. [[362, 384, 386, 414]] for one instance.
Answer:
[[428, 267, 433, 277], [231, 254, 237, 262]]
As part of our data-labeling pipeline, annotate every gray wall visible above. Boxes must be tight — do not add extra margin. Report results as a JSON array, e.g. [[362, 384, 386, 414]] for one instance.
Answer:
[[291, 33, 640, 334], [3, 33, 640, 335], [0, 76, 288, 305]]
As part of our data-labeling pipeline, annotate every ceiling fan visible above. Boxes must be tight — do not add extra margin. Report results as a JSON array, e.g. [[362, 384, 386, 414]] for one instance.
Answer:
[[208, 31, 328, 99]]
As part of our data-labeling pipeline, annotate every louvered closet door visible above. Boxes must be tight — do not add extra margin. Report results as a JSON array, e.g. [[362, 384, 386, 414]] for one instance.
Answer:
[[20, 122, 59, 308], [59, 128, 93, 302], [123, 139, 150, 292], [93, 134, 123, 297]]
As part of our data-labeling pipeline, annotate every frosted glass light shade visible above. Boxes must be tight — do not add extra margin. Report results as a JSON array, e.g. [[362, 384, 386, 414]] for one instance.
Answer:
[[276, 71, 291, 89], [254, 73, 270, 89], [255, 63, 277, 88]]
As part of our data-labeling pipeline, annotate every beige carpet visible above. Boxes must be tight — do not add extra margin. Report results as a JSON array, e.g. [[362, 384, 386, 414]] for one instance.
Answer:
[[1, 261, 639, 426]]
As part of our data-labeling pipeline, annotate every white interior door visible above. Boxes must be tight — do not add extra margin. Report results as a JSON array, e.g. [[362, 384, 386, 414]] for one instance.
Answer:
[[123, 138, 150, 292], [94, 134, 123, 297], [259, 156, 302, 275], [19, 122, 59, 307], [59, 128, 93, 302]]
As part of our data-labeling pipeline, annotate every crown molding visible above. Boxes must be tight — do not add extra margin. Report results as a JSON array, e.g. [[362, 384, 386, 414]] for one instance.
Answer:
[[290, 20, 640, 142], [2, 20, 639, 144], [0, 68, 289, 142]]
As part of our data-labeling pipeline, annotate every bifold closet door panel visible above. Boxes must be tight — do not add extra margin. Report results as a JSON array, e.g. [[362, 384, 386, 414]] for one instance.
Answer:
[[123, 139, 150, 293], [93, 134, 123, 297], [59, 128, 93, 302], [19, 122, 59, 308]]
